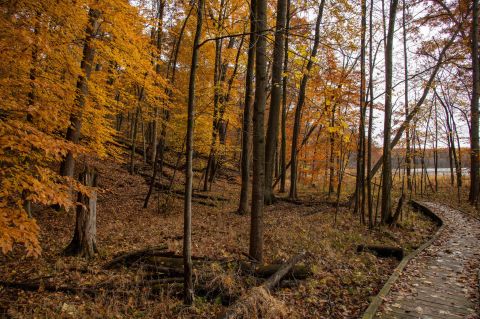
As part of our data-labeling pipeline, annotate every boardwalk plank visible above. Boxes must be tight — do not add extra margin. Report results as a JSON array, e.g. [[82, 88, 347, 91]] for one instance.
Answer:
[[374, 202, 480, 319]]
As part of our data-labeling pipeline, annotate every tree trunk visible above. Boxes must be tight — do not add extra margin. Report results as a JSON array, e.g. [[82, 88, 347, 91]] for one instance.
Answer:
[[470, 0, 480, 204], [434, 97, 438, 192], [436, 88, 458, 187], [151, 0, 165, 164], [402, 0, 412, 193], [129, 104, 141, 174], [60, 8, 100, 178], [204, 2, 227, 191], [354, 0, 367, 220], [453, 115, 463, 188], [238, 0, 256, 215], [367, 0, 375, 228], [280, 0, 290, 193], [264, 0, 287, 205], [289, 0, 325, 199], [328, 104, 336, 197], [381, 0, 399, 224], [183, 0, 204, 305], [64, 167, 98, 258], [446, 126, 455, 185], [448, 105, 462, 188], [249, 0, 268, 263]]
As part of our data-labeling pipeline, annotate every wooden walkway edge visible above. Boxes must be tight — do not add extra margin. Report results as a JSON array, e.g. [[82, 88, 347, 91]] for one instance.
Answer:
[[363, 201, 480, 319], [362, 200, 445, 319]]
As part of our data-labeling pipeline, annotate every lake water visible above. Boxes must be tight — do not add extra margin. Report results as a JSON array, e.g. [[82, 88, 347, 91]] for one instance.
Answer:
[[404, 167, 470, 176]]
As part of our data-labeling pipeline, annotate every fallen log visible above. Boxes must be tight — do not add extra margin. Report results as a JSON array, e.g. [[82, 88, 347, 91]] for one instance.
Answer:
[[106, 251, 218, 270], [220, 252, 307, 319], [141, 267, 185, 278], [276, 197, 348, 208], [141, 256, 311, 280], [106, 252, 214, 270], [103, 245, 169, 269], [0, 280, 100, 296], [0, 276, 185, 297], [356, 245, 404, 260], [248, 263, 311, 280]]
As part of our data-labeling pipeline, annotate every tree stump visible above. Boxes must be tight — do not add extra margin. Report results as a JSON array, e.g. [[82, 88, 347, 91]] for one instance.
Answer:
[[64, 166, 98, 258]]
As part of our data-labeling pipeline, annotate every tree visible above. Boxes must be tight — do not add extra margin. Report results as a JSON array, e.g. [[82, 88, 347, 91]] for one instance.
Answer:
[[470, 0, 479, 204], [238, 0, 256, 215], [183, 0, 205, 305], [367, 0, 375, 228], [150, 0, 165, 165], [381, 0, 399, 224], [203, 0, 227, 192], [354, 0, 367, 222], [279, 0, 291, 194], [402, 0, 412, 193], [249, 0, 268, 263], [289, 0, 325, 199], [264, 0, 287, 204]]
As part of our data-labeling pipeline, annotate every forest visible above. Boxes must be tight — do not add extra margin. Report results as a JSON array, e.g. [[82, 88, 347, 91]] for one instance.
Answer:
[[0, 0, 479, 318]]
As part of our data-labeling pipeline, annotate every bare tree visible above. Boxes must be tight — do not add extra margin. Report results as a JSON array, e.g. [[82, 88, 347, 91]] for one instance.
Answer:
[[367, 26, 460, 182], [183, 0, 204, 305]]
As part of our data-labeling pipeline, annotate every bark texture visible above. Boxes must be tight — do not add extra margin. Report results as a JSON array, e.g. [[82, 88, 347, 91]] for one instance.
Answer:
[[249, 0, 268, 262], [64, 167, 98, 258]]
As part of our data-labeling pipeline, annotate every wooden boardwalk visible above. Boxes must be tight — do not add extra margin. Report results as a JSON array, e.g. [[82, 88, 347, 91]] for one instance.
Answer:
[[375, 202, 480, 319]]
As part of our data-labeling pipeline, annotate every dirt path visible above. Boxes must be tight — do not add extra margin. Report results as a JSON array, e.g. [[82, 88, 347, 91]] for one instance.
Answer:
[[375, 202, 480, 319]]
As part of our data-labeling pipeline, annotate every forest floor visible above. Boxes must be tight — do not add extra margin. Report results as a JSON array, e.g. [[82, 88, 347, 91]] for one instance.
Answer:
[[0, 155, 439, 318]]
